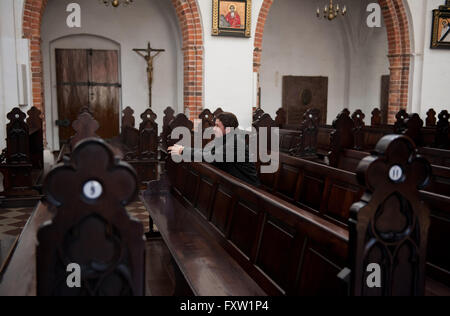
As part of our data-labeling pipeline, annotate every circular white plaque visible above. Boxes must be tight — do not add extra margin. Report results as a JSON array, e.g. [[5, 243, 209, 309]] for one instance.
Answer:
[[389, 165, 403, 182], [83, 180, 103, 200]]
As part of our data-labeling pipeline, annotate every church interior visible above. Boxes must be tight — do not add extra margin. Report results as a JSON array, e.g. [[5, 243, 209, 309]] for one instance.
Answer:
[[0, 0, 449, 298]]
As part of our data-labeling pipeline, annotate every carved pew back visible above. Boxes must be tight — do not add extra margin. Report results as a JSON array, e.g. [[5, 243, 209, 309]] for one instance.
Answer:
[[252, 108, 265, 123], [70, 108, 100, 151], [137, 109, 158, 160], [0, 108, 34, 196], [165, 113, 194, 148], [37, 139, 145, 296], [121, 106, 139, 150], [435, 110, 450, 149], [253, 113, 277, 154], [349, 135, 431, 296], [6, 108, 31, 165], [160, 107, 176, 151], [289, 108, 320, 158], [329, 109, 355, 167], [26, 107, 44, 169]]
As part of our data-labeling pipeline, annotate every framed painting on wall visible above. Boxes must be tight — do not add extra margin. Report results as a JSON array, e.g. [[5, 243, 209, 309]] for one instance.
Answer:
[[431, 2, 450, 49], [212, 0, 252, 38]]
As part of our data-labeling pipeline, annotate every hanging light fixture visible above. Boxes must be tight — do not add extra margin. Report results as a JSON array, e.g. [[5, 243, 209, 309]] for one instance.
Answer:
[[100, 0, 134, 8], [317, 0, 347, 21]]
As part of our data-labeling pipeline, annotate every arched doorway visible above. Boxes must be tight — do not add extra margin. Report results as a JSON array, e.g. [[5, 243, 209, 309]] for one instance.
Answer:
[[22, 0, 204, 147]]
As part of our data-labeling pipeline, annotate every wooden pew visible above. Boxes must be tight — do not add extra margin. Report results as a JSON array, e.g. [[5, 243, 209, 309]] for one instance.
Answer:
[[144, 159, 348, 296], [120, 108, 159, 187], [56, 107, 101, 162], [348, 135, 432, 295], [0, 139, 145, 296], [258, 139, 450, 289], [26, 107, 44, 170], [259, 152, 363, 228], [120, 106, 139, 151], [142, 135, 440, 295], [160, 112, 194, 153], [0, 107, 44, 207], [275, 106, 450, 160]]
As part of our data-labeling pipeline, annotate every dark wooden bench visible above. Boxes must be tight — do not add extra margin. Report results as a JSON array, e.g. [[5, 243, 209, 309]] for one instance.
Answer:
[[111, 107, 159, 187], [0, 139, 145, 296], [142, 135, 441, 295], [272, 107, 450, 167], [0, 107, 44, 207], [141, 176, 266, 296], [143, 160, 349, 296], [258, 142, 450, 289], [57, 107, 125, 162]]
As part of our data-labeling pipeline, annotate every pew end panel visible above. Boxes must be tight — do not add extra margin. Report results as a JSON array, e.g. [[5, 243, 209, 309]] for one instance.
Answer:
[[350, 135, 431, 296]]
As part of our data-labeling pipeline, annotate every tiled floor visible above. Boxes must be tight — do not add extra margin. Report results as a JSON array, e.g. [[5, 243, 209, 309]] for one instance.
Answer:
[[0, 201, 150, 240], [126, 201, 150, 232], [0, 208, 34, 239]]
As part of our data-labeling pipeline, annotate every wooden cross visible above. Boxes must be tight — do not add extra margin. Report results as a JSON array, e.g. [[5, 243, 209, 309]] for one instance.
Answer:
[[133, 42, 165, 108]]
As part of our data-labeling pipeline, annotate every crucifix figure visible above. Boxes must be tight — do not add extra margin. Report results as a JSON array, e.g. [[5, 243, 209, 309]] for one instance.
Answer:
[[133, 42, 165, 108]]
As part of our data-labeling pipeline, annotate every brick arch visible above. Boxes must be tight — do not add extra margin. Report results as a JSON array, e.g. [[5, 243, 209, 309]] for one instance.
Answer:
[[253, 0, 412, 123], [22, 0, 204, 133]]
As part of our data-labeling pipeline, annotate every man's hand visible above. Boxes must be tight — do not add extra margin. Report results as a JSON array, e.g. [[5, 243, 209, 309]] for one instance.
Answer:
[[168, 144, 184, 156]]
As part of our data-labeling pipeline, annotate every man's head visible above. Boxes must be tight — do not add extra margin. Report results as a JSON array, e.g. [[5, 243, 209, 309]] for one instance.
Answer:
[[215, 112, 239, 137], [229, 5, 236, 12]]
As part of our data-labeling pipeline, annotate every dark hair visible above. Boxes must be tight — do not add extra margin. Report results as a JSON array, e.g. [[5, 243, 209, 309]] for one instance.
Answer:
[[217, 112, 239, 129]]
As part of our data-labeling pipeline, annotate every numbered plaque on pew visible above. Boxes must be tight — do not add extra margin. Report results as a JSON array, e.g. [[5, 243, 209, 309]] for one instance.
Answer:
[[37, 139, 145, 296]]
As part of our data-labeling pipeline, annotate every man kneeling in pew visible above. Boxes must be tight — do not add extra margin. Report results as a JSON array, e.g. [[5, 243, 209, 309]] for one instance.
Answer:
[[168, 112, 261, 187]]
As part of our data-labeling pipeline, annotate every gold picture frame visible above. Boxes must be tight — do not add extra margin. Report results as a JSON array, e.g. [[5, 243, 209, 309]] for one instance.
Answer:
[[212, 0, 252, 38], [431, 2, 450, 49]]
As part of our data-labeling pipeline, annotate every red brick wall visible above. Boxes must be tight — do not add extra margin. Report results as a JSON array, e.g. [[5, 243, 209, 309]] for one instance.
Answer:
[[253, 0, 411, 124], [23, 0, 48, 136], [171, 0, 204, 120], [22, 0, 204, 138]]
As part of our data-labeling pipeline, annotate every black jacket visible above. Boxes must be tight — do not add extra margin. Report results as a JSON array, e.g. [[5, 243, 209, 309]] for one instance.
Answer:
[[185, 131, 261, 187]]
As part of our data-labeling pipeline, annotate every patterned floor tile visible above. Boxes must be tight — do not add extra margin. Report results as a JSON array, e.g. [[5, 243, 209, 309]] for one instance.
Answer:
[[0, 201, 150, 242]]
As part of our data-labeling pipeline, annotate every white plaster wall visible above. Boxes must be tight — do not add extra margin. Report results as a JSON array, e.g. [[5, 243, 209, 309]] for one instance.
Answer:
[[41, 0, 182, 150], [0, 0, 29, 149], [259, 0, 389, 124], [2, 0, 450, 150], [408, 0, 450, 119], [345, 0, 390, 116], [197, 0, 264, 130]]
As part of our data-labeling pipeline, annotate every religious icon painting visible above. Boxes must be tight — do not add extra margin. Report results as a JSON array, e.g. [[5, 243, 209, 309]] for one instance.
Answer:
[[431, 2, 450, 49], [212, 0, 252, 38]]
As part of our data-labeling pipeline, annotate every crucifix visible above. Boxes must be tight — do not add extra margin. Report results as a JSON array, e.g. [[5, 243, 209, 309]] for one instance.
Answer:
[[133, 42, 165, 108]]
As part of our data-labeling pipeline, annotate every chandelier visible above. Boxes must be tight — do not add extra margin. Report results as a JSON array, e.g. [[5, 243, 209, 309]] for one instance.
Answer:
[[100, 0, 134, 7], [317, 0, 347, 21]]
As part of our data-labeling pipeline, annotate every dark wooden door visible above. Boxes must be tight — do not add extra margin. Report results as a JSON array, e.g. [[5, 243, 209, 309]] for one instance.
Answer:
[[55, 49, 120, 144], [380, 75, 390, 125], [282, 76, 328, 126]]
